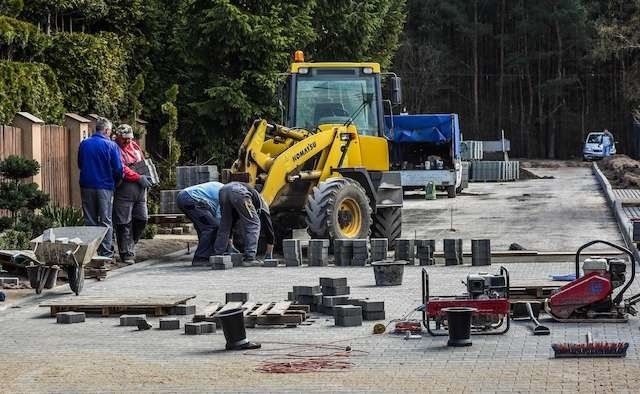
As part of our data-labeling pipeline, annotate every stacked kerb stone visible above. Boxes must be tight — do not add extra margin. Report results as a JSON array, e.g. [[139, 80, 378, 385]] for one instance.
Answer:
[[394, 239, 415, 264], [176, 165, 219, 189], [308, 239, 330, 266], [351, 239, 369, 266], [471, 239, 491, 266], [283, 239, 303, 266], [160, 190, 181, 214], [444, 239, 463, 266], [319, 277, 350, 314], [370, 238, 388, 262], [211, 255, 233, 270], [415, 239, 436, 266], [288, 285, 321, 312], [333, 239, 353, 266], [350, 299, 385, 321], [333, 305, 363, 327]]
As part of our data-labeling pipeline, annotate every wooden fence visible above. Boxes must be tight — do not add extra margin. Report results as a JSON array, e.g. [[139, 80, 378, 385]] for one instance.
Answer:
[[0, 125, 23, 158], [41, 125, 71, 207]]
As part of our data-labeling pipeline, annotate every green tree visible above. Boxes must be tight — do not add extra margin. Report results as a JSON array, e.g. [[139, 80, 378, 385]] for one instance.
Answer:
[[0, 155, 49, 224], [159, 83, 180, 187]]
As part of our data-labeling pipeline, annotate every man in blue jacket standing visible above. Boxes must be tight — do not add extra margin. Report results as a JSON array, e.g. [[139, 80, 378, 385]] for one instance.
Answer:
[[78, 118, 124, 257]]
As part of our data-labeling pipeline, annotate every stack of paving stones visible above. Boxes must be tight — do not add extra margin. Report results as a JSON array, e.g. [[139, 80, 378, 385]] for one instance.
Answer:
[[308, 239, 330, 266], [350, 299, 385, 321], [333, 239, 353, 266], [230, 253, 244, 267], [288, 285, 321, 312], [171, 304, 196, 315], [56, 311, 85, 324], [370, 238, 388, 262], [175, 165, 219, 189], [184, 322, 216, 335], [159, 190, 181, 214], [283, 239, 303, 266], [394, 239, 415, 264], [333, 305, 363, 327], [211, 255, 233, 270], [415, 239, 436, 266], [351, 239, 369, 266], [226, 292, 249, 303], [471, 239, 491, 266], [444, 239, 463, 266]]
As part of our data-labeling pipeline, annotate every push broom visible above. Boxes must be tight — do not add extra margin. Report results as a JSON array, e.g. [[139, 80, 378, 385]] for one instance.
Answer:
[[552, 332, 629, 358]]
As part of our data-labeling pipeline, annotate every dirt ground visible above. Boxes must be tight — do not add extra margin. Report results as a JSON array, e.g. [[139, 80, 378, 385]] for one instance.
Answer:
[[599, 154, 640, 189]]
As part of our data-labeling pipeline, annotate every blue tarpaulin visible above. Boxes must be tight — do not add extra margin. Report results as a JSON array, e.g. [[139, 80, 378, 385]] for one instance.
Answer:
[[384, 113, 461, 158]]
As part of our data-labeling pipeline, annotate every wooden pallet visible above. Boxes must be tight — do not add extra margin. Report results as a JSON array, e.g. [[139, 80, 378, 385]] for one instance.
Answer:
[[40, 295, 196, 317], [194, 301, 310, 327], [509, 280, 560, 301]]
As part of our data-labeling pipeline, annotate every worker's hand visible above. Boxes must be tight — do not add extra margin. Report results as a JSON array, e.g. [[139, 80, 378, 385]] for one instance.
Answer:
[[137, 175, 153, 188]]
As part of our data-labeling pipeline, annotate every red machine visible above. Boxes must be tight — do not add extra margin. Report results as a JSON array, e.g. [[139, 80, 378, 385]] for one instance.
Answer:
[[545, 240, 640, 322], [422, 266, 511, 335]]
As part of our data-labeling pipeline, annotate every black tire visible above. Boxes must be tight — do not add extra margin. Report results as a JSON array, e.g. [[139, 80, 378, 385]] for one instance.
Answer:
[[305, 178, 372, 239], [447, 185, 456, 198], [66, 265, 84, 296], [372, 207, 402, 249]]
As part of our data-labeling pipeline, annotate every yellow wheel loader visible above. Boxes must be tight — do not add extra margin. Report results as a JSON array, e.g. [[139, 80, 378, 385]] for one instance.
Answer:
[[223, 53, 403, 248]]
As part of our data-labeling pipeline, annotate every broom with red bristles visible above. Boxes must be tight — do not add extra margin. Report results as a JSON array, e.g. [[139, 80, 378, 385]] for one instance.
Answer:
[[552, 332, 629, 358]]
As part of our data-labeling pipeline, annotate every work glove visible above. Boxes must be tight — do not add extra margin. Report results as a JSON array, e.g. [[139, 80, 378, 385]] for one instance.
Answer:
[[137, 175, 153, 189]]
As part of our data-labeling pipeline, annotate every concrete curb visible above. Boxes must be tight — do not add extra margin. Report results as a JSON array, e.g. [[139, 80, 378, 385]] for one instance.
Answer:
[[0, 248, 191, 313], [592, 162, 640, 262]]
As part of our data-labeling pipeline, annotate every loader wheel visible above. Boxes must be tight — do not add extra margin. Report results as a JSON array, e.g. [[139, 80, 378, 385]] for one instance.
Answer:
[[66, 265, 84, 296], [372, 207, 402, 249], [305, 178, 372, 240]]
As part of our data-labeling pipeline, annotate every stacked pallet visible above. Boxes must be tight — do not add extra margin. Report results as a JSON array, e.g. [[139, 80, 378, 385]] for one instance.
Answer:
[[470, 161, 520, 182], [159, 165, 220, 214]]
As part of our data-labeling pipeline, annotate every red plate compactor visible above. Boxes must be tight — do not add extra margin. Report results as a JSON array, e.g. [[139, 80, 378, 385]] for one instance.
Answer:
[[545, 240, 640, 322], [422, 266, 511, 335]]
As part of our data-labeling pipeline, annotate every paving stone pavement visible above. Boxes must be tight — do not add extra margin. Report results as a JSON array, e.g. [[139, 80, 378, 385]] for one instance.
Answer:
[[2, 249, 640, 393]]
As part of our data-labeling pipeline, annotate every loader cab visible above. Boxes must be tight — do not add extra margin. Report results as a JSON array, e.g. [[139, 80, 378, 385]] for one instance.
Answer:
[[285, 62, 390, 137]]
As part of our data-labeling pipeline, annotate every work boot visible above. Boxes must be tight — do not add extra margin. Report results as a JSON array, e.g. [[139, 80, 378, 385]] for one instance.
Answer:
[[120, 254, 135, 265], [241, 259, 264, 267]]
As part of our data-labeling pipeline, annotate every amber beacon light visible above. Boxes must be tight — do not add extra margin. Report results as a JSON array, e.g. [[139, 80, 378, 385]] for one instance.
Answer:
[[294, 50, 305, 62]]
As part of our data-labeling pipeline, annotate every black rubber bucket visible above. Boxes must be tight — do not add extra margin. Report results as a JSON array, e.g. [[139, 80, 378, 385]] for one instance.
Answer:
[[215, 307, 260, 350], [371, 260, 405, 286], [443, 307, 477, 347], [26, 264, 41, 289]]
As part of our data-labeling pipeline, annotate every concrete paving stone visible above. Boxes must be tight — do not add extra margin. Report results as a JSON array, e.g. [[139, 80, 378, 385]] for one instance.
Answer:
[[263, 259, 280, 267], [159, 318, 180, 330], [334, 314, 362, 327], [119, 314, 147, 326], [230, 253, 244, 267], [322, 295, 349, 307], [225, 292, 249, 303], [56, 311, 85, 324], [184, 322, 215, 335], [321, 286, 350, 296], [350, 299, 385, 312], [319, 277, 348, 287], [363, 310, 386, 321], [332, 305, 362, 317], [171, 304, 196, 315], [293, 285, 320, 295], [210, 255, 232, 265]]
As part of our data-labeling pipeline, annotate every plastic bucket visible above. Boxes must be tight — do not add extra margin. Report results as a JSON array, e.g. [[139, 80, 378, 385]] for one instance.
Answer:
[[443, 307, 477, 347], [26, 264, 41, 289], [215, 308, 249, 350], [371, 260, 406, 286], [44, 265, 60, 289]]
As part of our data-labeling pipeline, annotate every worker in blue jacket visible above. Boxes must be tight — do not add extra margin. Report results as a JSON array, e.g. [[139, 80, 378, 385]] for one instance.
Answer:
[[78, 117, 124, 258], [176, 181, 237, 265]]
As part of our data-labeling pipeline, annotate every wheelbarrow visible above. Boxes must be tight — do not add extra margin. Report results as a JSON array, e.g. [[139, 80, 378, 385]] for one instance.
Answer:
[[28, 226, 108, 295]]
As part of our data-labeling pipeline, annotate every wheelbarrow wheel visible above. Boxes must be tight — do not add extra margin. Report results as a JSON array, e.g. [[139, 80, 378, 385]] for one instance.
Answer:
[[66, 265, 84, 296]]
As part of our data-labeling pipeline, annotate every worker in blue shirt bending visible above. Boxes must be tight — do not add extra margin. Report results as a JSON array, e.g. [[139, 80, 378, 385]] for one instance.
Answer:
[[176, 181, 236, 265], [78, 118, 124, 258]]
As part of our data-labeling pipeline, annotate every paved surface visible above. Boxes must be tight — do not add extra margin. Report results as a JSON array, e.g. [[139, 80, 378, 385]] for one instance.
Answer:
[[403, 167, 623, 251], [2, 167, 638, 393]]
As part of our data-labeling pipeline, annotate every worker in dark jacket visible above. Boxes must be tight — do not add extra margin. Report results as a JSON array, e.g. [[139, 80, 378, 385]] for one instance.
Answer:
[[78, 117, 123, 257], [213, 182, 274, 266], [113, 124, 152, 264]]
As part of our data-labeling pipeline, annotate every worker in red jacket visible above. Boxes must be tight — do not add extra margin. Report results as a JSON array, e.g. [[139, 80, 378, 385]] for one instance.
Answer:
[[113, 124, 153, 264]]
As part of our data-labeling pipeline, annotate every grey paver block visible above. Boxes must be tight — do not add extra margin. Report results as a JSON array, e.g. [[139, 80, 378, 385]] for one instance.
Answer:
[[321, 286, 350, 296], [319, 277, 347, 287], [263, 259, 280, 267], [334, 314, 362, 327], [56, 311, 85, 324], [363, 310, 386, 320], [172, 304, 196, 315], [322, 295, 349, 307], [293, 285, 320, 295], [159, 318, 180, 330], [225, 292, 249, 303], [120, 314, 147, 326], [332, 305, 362, 317]]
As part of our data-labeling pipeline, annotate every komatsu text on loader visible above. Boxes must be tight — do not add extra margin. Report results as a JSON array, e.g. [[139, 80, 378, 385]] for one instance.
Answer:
[[222, 51, 404, 248]]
